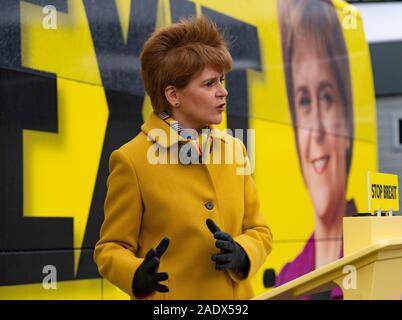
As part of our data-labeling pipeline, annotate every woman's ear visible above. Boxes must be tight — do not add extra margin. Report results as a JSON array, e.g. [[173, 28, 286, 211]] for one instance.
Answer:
[[164, 85, 180, 109]]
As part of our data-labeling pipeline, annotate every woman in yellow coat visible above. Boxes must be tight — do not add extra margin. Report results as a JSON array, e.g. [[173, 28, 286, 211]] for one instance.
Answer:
[[94, 16, 272, 300]]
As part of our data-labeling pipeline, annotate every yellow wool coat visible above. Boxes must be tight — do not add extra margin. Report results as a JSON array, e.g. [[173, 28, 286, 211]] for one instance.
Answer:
[[94, 112, 272, 300]]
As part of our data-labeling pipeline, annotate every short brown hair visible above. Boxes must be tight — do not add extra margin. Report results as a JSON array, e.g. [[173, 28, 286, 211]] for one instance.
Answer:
[[279, 0, 354, 177], [140, 16, 232, 113]]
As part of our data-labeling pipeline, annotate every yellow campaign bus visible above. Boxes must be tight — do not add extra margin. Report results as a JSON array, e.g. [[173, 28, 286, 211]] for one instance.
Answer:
[[0, 0, 376, 299]]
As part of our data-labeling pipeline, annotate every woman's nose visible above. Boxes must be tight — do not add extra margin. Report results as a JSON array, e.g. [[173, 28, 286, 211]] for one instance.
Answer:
[[311, 104, 325, 143], [217, 83, 228, 97]]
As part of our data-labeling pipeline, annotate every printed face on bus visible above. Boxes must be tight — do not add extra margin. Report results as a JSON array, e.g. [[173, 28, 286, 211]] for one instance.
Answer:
[[292, 36, 351, 221]]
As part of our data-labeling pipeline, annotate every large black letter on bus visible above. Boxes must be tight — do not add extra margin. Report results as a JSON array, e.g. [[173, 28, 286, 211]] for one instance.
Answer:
[[0, 68, 74, 285], [78, 0, 158, 279]]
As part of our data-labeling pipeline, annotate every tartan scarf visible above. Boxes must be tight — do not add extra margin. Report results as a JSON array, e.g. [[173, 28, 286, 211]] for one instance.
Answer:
[[158, 111, 211, 162]]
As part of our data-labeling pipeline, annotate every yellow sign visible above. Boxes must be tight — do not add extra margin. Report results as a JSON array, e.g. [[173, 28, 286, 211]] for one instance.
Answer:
[[367, 172, 399, 214]]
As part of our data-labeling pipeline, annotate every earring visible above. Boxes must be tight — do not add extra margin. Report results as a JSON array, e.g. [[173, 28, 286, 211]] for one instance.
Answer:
[[175, 102, 180, 107]]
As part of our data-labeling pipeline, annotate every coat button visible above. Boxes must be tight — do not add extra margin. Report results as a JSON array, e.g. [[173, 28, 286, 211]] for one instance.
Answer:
[[204, 201, 214, 210]]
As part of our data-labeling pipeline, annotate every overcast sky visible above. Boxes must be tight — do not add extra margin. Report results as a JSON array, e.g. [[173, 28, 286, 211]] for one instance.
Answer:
[[355, 3, 402, 43]]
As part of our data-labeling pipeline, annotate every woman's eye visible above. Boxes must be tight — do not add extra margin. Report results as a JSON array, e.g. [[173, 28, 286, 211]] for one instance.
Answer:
[[320, 90, 333, 108], [220, 77, 225, 84], [299, 94, 311, 109], [205, 81, 214, 87]]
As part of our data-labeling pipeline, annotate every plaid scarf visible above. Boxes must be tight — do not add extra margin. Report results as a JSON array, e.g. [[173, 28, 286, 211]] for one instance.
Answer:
[[158, 111, 211, 163]]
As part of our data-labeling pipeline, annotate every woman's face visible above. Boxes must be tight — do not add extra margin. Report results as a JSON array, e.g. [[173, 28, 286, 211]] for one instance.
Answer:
[[292, 37, 350, 221], [174, 66, 227, 131]]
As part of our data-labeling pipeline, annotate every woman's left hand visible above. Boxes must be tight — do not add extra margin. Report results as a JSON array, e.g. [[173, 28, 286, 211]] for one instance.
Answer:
[[206, 219, 249, 271]]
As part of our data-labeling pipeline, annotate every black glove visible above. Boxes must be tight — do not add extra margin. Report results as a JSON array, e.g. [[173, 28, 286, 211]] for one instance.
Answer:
[[132, 237, 170, 296], [206, 219, 249, 273]]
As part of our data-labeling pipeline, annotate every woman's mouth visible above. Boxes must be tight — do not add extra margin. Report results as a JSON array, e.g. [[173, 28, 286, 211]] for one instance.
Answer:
[[216, 103, 225, 112], [312, 155, 330, 174]]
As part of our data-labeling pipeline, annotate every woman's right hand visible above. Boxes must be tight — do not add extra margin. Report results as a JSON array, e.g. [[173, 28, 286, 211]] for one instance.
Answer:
[[132, 237, 170, 296]]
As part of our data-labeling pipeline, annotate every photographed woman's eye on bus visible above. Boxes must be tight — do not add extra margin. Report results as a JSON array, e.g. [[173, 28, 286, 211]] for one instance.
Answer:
[[296, 88, 312, 115], [318, 85, 335, 110]]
